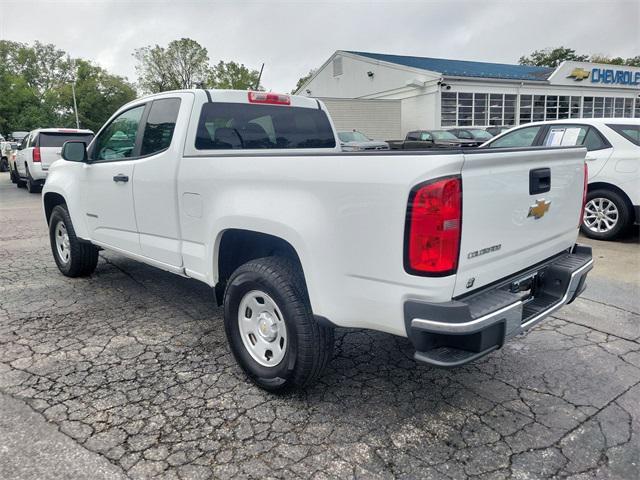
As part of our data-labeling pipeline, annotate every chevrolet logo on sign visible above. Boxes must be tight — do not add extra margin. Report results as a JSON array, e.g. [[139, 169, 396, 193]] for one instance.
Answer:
[[528, 199, 551, 219], [567, 68, 590, 81]]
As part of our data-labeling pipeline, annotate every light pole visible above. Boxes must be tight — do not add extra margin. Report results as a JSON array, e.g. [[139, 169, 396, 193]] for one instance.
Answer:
[[70, 59, 80, 128]]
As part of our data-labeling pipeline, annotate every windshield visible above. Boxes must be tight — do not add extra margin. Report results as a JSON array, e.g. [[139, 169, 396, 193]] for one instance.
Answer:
[[338, 131, 371, 142], [431, 130, 459, 141], [468, 129, 493, 140]]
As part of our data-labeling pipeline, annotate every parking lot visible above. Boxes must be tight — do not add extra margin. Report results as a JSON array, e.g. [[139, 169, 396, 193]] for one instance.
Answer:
[[0, 172, 638, 479]]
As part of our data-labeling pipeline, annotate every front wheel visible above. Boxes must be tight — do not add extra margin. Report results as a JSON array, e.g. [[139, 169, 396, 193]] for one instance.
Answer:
[[49, 205, 99, 277], [581, 189, 631, 241], [223, 256, 334, 392]]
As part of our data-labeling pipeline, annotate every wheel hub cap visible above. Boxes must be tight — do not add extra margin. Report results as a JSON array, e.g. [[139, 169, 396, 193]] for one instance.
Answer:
[[237, 290, 287, 367], [54, 221, 71, 264], [583, 198, 618, 233]]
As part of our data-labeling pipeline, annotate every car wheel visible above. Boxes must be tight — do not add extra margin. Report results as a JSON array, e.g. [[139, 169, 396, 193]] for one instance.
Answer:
[[9, 165, 18, 184], [0, 157, 7, 172], [26, 166, 41, 193], [581, 189, 631, 241], [224, 256, 334, 392], [49, 205, 99, 277]]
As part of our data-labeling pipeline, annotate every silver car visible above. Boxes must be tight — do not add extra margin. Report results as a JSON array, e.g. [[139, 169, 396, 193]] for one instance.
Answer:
[[338, 130, 389, 151]]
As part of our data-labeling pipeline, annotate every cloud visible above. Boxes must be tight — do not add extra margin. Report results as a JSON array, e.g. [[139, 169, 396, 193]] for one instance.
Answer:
[[1, 0, 637, 92]]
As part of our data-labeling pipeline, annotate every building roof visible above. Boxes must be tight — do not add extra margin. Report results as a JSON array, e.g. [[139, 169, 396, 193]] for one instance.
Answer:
[[347, 51, 554, 82]]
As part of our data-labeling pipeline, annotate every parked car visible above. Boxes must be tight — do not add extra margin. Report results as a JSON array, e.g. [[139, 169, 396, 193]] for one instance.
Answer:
[[15, 128, 94, 192], [485, 126, 512, 136], [2, 141, 20, 178], [481, 118, 640, 240], [43, 89, 592, 391], [1, 140, 16, 171], [388, 130, 479, 149], [11, 131, 29, 143], [448, 128, 494, 144], [338, 130, 389, 151]]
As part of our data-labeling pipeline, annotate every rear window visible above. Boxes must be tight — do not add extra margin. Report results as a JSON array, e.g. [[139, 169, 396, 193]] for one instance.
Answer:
[[39, 132, 94, 148], [195, 103, 336, 150], [606, 124, 640, 146]]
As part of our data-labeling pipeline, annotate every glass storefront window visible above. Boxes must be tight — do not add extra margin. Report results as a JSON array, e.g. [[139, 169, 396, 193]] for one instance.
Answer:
[[604, 98, 614, 117], [520, 95, 532, 124], [473, 93, 487, 126], [559, 96, 570, 119], [504, 95, 516, 125], [614, 98, 624, 117], [623, 98, 633, 118]]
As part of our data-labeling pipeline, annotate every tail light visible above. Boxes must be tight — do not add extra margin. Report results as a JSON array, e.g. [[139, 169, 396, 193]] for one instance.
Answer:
[[248, 91, 290, 105], [32, 147, 41, 163], [580, 162, 588, 227], [404, 176, 462, 276]]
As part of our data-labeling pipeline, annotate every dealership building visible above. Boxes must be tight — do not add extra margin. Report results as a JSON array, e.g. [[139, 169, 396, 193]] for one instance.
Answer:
[[296, 50, 640, 139]]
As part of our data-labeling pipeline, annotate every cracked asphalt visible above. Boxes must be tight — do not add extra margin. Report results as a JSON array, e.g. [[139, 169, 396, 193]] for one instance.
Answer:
[[1, 172, 639, 479]]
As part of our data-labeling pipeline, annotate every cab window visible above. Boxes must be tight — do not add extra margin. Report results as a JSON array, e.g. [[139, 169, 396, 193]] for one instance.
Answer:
[[419, 132, 433, 141], [488, 126, 542, 148], [140, 98, 181, 156], [93, 105, 146, 161]]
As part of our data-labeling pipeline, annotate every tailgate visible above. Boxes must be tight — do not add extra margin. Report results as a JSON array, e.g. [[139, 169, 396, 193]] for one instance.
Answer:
[[40, 147, 62, 169], [38, 132, 94, 169], [453, 147, 586, 297]]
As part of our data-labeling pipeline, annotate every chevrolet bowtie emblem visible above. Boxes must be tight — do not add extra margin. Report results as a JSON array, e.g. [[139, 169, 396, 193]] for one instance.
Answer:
[[567, 67, 590, 81], [528, 199, 551, 219]]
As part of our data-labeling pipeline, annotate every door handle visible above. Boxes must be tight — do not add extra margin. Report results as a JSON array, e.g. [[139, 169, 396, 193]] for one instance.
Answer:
[[113, 174, 129, 183], [585, 155, 597, 161]]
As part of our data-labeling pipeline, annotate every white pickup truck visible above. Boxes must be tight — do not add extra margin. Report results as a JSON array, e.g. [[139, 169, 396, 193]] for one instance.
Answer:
[[42, 89, 593, 391]]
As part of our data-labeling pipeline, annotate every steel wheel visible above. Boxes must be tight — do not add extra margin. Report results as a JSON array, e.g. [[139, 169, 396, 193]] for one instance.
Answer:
[[54, 221, 71, 265], [583, 197, 619, 234], [237, 290, 288, 367]]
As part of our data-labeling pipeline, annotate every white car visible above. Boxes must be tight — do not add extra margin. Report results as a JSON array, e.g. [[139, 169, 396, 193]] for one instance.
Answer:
[[2, 141, 20, 179], [15, 128, 94, 192], [42, 89, 592, 391], [482, 118, 640, 240]]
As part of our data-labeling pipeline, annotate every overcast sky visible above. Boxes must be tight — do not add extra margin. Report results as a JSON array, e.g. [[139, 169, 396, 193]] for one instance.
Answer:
[[1, 0, 638, 92]]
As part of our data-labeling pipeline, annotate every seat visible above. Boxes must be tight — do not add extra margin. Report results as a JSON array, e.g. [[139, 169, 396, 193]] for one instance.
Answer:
[[241, 123, 272, 149]]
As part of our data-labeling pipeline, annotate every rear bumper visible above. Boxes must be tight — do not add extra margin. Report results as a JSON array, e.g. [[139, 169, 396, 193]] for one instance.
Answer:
[[404, 244, 593, 368]]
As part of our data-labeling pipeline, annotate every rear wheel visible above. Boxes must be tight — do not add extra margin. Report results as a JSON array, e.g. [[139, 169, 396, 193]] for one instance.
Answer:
[[223, 256, 334, 392], [26, 166, 41, 193], [49, 205, 99, 277], [9, 164, 18, 184], [581, 189, 631, 241]]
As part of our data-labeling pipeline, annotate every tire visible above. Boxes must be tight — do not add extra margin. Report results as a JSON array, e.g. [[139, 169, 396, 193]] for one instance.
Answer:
[[49, 205, 99, 277], [16, 174, 26, 188], [0, 157, 7, 172], [26, 166, 41, 193], [581, 189, 631, 241], [223, 256, 334, 392], [9, 165, 18, 184]]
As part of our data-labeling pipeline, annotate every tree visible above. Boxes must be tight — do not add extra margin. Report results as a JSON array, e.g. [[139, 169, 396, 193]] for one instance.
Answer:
[[0, 40, 135, 134], [292, 69, 316, 94], [134, 38, 211, 93], [519, 47, 589, 67], [209, 61, 261, 90], [589, 54, 640, 67]]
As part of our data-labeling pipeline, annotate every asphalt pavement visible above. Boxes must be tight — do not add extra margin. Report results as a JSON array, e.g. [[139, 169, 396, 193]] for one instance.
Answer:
[[0, 171, 638, 479]]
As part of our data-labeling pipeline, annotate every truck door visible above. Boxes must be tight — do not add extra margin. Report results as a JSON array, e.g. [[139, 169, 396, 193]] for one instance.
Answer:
[[132, 94, 191, 267], [80, 104, 147, 254]]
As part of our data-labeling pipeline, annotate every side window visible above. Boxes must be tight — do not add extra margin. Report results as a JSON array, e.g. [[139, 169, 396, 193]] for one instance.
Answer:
[[140, 98, 181, 156], [420, 132, 433, 141], [543, 126, 588, 147], [20, 135, 29, 149], [93, 105, 145, 161], [489, 126, 542, 148], [457, 130, 472, 139], [406, 132, 419, 141], [582, 128, 609, 151]]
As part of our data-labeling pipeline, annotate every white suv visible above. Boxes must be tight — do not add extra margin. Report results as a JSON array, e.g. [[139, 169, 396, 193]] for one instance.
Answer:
[[482, 118, 640, 240], [15, 128, 94, 193]]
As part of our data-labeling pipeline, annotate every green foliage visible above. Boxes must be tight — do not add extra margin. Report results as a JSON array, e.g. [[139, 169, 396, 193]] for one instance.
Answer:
[[292, 69, 316, 94], [0, 40, 135, 135], [133, 38, 211, 93], [209, 61, 261, 90], [519, 47, 589, 67], [520, 47, 640, 68]]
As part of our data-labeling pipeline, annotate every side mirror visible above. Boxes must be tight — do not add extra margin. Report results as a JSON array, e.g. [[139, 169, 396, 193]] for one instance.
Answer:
[[61, 141, 88, 162]]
